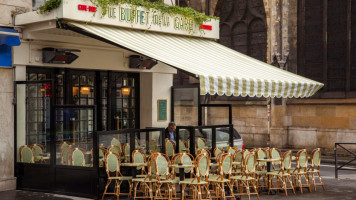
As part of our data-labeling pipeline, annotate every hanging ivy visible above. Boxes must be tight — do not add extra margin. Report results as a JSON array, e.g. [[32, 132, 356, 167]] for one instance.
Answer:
[[90, 0, 218, 26], [38, 0, 62, 14], [38, 0, 218, 26]]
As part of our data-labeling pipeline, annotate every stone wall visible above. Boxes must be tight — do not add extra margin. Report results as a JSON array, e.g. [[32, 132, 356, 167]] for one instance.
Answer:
[[0, 0, 31, 26], [0, 69, 16, 191], [0, 0, 31, 192]]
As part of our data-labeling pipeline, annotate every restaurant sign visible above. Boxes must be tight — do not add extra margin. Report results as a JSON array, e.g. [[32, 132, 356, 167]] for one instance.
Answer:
[[64, 0, 219, 39]]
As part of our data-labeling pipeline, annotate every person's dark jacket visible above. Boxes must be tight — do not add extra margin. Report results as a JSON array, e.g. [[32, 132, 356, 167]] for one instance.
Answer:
[[165, 128, 176, 141]]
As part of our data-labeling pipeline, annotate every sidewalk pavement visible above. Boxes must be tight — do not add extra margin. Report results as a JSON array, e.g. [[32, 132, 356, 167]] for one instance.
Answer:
[[1, 176, 356, 200]]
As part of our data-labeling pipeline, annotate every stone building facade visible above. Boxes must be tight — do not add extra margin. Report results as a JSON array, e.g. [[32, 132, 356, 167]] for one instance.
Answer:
[[175, 0, 356, 154], [0, 0, 32, 191]]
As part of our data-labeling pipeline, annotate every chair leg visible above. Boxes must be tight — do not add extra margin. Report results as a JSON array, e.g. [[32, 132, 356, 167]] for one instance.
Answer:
[[298, 174, 303, 194], [304, 173, 312, 192], [317, 172, 326, 191], [282, 177, 287, 196], [101, 179, 112, 200], [252, 180, 260, 200], [287, 176, 296, 195], [311, 172, 316, 191]]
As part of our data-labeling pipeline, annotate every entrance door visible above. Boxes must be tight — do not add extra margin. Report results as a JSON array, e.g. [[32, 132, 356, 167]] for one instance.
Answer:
[[15, 81, 98, 198], [53, 105, 98, 197]]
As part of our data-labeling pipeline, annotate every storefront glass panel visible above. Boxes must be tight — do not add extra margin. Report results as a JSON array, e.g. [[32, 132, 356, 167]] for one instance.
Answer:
[[55, 107, 94, 167], [16, 81, 52, 164]]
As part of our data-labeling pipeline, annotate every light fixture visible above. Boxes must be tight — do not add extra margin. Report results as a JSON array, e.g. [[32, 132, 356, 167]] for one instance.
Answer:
[[122, 87, 131, 96], [80, 87, 90, 95]]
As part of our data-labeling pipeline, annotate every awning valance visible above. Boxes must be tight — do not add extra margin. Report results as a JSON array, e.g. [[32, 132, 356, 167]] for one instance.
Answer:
[[0, 27, 20, 46], [68, 22, 323, 98]]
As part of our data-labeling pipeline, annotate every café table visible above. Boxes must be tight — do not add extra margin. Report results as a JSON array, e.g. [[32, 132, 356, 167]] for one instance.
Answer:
[[170, 164, 194, 181], [121, 162, 147, 178]]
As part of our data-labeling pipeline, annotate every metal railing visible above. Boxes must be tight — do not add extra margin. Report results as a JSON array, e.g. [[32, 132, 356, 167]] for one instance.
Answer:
[[334, 143, 356, 178]]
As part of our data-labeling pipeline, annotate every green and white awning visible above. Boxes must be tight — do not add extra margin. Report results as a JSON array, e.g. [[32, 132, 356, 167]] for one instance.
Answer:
[[68, 22, 323, 98]]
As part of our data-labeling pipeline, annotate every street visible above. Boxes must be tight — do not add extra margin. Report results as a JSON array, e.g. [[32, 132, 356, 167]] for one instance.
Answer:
[[1, 163, 356, 200]]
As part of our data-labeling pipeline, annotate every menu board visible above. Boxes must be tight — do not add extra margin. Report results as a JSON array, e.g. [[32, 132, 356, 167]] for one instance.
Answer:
[[157, 99, 167, 121]]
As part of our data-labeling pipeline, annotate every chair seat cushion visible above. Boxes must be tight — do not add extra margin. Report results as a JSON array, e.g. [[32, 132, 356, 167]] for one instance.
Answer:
[[208, 177, 230, 183], [132, 177, 157, 182], [290, 169, 307, 174], [109, 176, 132, 180], [231, 175, 255, 180], [308, 169, 319, 172], [179, 178, 208, 185], [255, 170, 267, 175], [266, 171, 290, 176]]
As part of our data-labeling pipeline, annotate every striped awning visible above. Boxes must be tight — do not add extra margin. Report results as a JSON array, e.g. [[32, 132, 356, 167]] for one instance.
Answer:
[[68, 22, 323, 98]]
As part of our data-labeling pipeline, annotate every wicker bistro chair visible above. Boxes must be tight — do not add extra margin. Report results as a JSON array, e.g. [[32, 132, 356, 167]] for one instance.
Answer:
[[111, 138, 122, 151], [101, 152, 133, 200], [60, 141, 71, 152], [98, 147, 106, 167], [19, 145, 35, 163], [291, 149, 312, 193], [213, 147, 224, 158], [165, 139, 176, 157], [132, 150, 147, 178], [269, 148, 282, 170], [196, 149, 211, 158], [152, 153, 177, 199], [255, 148, 268, 189], [171, 153, 195, 178], [178, 139, 188, 153], [196, 137, 207, 151], [226, 147, 236, 155], [266, 150, 296, 196], [30, 144, 45, 163], [180, 153, 211, 200], [232, 150, 243, 175], [123, 143, 131, 163], [308, 148, 325, 191], [186, 139, 190, 152], [132, 154, 157, 200], [108, 145, 121, 155], [61, 145, 74, 165], [70, 148, 87, 166], [231, 152, 260, 200], [149, 139, 159, 152], [208, 153, 236, 200]]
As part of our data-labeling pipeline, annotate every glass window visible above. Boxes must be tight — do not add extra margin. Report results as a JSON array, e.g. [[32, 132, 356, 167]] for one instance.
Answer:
[[55, 107, 94, 167], [16, 82, 51, 164], [173, 87, 199, 126], [113, 74, 137, 130], [72, 73, 95, 105]]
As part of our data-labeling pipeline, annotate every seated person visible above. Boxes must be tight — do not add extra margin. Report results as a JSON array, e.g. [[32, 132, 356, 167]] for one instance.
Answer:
[[165, 121, 176, 143]]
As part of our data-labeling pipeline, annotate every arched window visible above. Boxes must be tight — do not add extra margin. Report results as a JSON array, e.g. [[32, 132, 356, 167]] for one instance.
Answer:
[[216, 0, 267, 62], [298, 0, 356, 98]]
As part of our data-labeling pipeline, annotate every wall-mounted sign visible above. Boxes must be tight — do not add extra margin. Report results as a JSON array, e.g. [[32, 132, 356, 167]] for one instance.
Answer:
[[15, 0, 219, 39], [157, 99, 167, 121]]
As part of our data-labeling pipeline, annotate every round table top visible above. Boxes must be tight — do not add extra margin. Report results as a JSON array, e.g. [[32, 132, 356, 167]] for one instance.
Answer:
[[121, 162, 147, 167], [256, 158, 281, 162], [169, 164, 194, 168], [209, 163, 219, 167], [232, 162, 241, 165]]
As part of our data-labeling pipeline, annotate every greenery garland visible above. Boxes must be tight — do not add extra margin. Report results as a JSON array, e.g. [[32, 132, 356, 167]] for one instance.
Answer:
[[38, 0, 62, 14], [38, 0, 218, 26]]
